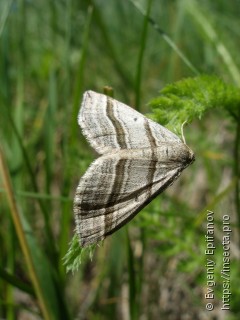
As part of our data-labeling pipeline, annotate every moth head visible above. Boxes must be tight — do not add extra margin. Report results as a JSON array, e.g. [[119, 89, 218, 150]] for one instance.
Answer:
[[180, 144, 195, 166], [164, 143, 194, 166]]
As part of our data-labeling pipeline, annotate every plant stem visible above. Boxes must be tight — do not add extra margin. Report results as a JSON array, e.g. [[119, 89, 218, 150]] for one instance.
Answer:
[[135, 0, 152, 110], [0, 147, 51, 320]]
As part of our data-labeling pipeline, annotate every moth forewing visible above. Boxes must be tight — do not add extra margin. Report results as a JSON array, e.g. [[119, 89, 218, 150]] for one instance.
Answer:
[[74, 91, 195, 247]]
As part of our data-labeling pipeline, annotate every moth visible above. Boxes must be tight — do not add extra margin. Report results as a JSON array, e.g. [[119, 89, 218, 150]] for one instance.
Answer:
[[74, 91, 195, 247]]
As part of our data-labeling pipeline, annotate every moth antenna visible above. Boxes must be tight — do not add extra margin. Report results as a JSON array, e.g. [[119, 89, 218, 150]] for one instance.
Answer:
[[181, 121, 187, 144]]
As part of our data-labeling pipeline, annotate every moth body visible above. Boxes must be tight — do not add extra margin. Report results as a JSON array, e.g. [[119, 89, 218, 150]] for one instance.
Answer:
[[74, 91, 195, 247]]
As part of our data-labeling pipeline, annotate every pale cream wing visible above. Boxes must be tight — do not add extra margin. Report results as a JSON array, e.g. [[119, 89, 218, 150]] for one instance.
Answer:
[[79, 91, 181, 154], [74, 154, 184, 247]]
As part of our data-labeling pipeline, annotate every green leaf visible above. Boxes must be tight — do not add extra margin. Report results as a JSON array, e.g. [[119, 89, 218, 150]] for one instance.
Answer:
[[149, 75, 240, 134], [63, 233, 96, 273]]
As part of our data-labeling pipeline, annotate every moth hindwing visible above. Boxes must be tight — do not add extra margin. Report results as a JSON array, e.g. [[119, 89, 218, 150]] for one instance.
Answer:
[[74, 91, 195, 247]]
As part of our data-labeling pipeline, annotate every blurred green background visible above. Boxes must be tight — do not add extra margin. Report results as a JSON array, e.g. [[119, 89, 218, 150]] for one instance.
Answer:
[[0, 0, 240, 319]]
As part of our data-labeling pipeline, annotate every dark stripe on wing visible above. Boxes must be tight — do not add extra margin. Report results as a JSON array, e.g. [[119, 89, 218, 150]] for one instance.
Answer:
[[104, 159, 127, 233], [106, 97, 128, 149], [144, 118, 158, 198]]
